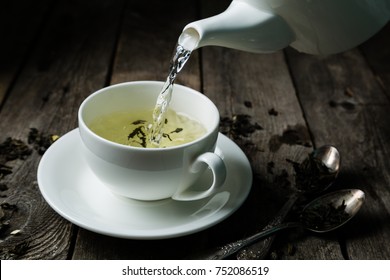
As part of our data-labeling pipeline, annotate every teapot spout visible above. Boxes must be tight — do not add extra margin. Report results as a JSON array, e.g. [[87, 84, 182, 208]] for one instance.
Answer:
[[178, 1, 295, 53]]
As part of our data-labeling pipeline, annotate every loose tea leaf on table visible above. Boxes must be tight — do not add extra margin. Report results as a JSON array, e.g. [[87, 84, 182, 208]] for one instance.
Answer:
[[28, 128, 59, 155], [0, 138, 32, 162], [0, 128, 58, 242], [220, 114, 263, 140]]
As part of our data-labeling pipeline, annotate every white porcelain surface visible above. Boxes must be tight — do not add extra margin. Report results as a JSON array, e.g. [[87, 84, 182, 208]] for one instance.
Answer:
[[37, 129, 252, 239], [180, 0, 389, 54]]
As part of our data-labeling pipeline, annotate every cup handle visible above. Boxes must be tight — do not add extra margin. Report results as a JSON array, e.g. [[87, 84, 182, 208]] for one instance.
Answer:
[[172, 152, 227, 201]]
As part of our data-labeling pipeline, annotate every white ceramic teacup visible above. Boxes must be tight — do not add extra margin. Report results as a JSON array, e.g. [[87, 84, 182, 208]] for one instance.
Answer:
[[78, 81, 226, 201]]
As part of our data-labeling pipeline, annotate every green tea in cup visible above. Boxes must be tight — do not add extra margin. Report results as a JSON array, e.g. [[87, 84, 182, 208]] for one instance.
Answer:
[[89, 108, 206, 148]]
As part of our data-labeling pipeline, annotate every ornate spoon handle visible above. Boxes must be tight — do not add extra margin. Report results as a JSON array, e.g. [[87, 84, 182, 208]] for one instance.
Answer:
[[204, 194, 300, 260], [236, 193, 299, 259]]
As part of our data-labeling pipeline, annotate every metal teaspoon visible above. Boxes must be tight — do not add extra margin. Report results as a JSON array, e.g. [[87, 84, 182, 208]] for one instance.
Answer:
[[209, 189, 364, 260], [237, 145, 341, 259]]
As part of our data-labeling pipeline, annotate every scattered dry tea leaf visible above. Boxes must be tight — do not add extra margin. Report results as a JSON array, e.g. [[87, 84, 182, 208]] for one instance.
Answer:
[[0, 138, 32, 162], [28, 128, 59, 155], [0, 202, 18, 237], [268, 124, 312, 152], [301, 200, 349, 231], [0, 164, 12, 178], [244, 101, 252, 108], [0, 241, 30, 259], [0, 183, 8, 191], [220, 114, 263, 140], [268, 108, 278, 116], [286, 149, 335, 193], [267, 161, 275, 174]]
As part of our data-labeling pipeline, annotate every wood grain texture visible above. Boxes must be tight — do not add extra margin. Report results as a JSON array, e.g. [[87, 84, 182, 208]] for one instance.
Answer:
[[284, 33, 390, 259], [0, 0, 124, 259], [0, 0, 54, 105], [110, 0, 201, 89]]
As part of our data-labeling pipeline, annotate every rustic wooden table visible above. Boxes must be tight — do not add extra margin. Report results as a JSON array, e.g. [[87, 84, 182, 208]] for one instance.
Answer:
[[1, 0, 390, 260]]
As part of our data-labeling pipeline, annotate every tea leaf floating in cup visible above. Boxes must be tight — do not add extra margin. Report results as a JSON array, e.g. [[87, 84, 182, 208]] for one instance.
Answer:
[[170, 128, 183, 134], [89, 109, 206, 148], [127, 124, 148, 148]]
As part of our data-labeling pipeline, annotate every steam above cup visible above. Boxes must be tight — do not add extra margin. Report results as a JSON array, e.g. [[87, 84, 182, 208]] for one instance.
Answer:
[[78, 81, 226, 201]]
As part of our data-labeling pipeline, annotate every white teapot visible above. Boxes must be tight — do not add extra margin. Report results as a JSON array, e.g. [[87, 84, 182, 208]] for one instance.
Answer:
[[179, 0, 390, 55]]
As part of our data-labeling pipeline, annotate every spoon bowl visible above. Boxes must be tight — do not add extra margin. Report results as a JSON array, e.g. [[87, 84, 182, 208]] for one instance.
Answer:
[[295, 145, 341, 194], [312, 145, 341, 175], [301, 188, 365, 233]]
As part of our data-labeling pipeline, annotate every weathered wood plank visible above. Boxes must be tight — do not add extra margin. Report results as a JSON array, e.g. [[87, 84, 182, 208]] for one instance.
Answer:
[[109, 0, 201, 89], [360, 23, 390, 98], [0, 0, 53, 105], [285, 23, 390, 259], [0, 0, 125, 259]]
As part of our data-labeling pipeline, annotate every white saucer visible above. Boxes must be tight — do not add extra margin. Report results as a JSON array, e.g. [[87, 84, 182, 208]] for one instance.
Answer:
[[37, 129, 252, 239]]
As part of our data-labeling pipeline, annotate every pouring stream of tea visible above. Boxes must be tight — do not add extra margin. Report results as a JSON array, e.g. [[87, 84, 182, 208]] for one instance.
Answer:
[[149, 44, 193, 147]]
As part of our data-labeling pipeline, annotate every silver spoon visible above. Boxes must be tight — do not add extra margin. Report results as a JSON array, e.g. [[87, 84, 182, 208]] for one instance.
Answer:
[[237, 145, 341, 259], [200, 145, 340, 260], [209, 189, 365, 259]]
